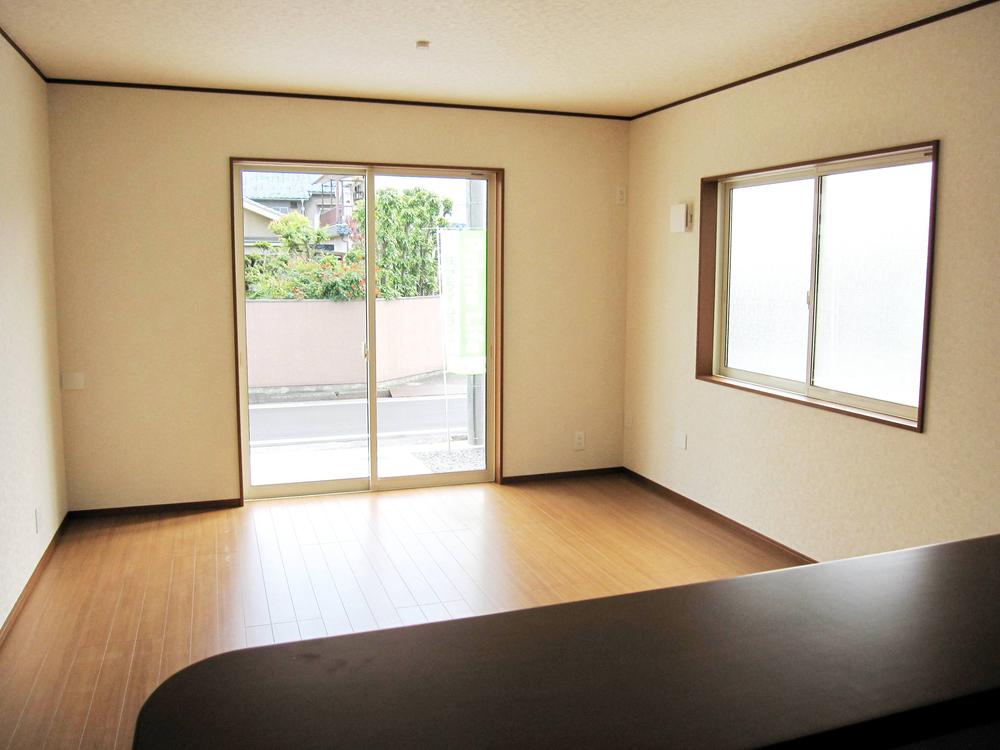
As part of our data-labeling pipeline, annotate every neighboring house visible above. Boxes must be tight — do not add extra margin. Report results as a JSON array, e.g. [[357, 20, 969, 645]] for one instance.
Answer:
[[241, 171, 359, 255], [242, 197, 284, 244]]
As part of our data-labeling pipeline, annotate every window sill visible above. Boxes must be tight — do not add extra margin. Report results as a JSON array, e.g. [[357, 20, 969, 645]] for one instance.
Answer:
[[695, 374, 922, 432]]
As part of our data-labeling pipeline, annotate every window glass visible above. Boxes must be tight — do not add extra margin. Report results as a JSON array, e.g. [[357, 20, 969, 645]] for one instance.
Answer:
[[726, 178, 814, 382], [812, 163, 933, 405]]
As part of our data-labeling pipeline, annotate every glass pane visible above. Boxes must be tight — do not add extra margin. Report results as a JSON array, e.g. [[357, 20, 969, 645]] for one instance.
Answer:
[[242, 170, 370, 485], [726, 178, 814, 382], [372, 175, 487, 478], [813, 162, 933, 406]]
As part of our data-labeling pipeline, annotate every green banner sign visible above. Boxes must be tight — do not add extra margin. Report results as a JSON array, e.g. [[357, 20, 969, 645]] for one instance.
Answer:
[[439, 229, 486, 375]]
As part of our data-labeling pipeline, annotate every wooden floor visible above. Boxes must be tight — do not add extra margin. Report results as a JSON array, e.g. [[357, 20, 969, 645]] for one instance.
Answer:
[[0, 474, 803, 749]]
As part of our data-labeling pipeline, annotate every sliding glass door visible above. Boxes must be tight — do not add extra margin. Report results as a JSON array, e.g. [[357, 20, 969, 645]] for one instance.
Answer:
[[232, 161, 496, 499], [372, 172, 490, 487]]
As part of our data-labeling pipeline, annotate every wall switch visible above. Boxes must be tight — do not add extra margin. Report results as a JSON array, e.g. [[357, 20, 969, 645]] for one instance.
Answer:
[[615, 186, 627, 205], [674, 431, 688, 451], [573, 431, 586, 451], [61, 371, 86, 390]]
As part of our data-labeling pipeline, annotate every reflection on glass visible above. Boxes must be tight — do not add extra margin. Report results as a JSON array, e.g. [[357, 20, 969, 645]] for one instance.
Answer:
[[243, 170, 370, 486], [813, 162, 932, 405], [373, 175, 487, 478], [726, 179, 814, 381]]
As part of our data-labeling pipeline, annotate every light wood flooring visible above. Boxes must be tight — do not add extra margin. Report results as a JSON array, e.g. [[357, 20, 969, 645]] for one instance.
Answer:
[[0, 473, 804, 749]]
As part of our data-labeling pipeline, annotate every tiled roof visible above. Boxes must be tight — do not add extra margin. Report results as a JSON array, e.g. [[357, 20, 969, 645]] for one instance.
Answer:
[[241, 171, 333, 200]]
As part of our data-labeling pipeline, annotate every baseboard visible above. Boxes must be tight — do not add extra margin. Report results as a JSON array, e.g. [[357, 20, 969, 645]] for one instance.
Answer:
[[66, 497, 242, 519], [0, 512, 68, 651], [500, 466, 625, 484], [622, 468, 816, 564]]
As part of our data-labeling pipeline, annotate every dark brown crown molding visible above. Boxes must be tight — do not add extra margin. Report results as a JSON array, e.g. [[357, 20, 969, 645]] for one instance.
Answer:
[[42, 78, 631, 121], [0, 23, 45, 81], [3, 0, 997, 121], [630, 0, 999, 120]]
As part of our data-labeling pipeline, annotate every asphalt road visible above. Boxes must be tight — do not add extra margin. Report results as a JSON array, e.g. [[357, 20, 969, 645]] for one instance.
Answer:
[[249, 394, 469, 445]]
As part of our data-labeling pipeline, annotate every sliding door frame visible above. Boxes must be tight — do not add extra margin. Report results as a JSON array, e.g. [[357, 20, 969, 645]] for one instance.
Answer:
[[232, 161, 371, 500], [229, 157, 504, 501], [368, 166, 498, 491]]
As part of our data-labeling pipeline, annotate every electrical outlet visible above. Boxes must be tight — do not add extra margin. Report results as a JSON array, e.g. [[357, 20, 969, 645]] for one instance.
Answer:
[[615, 186, 627, 205], [573, 431, 586, 451]]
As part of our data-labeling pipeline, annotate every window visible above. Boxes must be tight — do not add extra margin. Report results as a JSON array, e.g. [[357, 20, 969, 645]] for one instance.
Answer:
[[697, 143, 937, 430]]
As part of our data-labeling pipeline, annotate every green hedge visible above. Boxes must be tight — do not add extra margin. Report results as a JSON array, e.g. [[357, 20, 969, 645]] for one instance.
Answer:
[[245, 187, 452, 301], [244, 248, 366, 301]]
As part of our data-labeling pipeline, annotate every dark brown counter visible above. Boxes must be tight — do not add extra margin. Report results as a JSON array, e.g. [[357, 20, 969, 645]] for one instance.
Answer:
[[134, 533, 1000, 748]]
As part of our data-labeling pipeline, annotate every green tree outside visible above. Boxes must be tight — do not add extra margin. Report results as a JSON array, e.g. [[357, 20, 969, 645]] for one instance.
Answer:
[[244, 188, 453, 302], [268, 211, 330, 260], [354, 187, 453, 298]]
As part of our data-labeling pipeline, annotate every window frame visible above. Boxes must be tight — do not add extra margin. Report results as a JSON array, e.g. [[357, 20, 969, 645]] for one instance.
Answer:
[[696, 142, 939, 432]]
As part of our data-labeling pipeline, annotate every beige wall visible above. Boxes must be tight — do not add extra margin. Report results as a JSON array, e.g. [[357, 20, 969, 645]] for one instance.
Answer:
[[243, 208, 275, 239], [247, 300, 366, 387], [0, 43, 66, 623], [48, 87, 629, 508], [624, 5, 1000, 561], [246, 297, 443, 387], [373, 297, 445, 384]]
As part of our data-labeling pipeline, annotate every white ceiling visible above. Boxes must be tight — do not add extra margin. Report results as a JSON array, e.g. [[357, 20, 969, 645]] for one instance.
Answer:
[[0, 0, 966, 116]]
